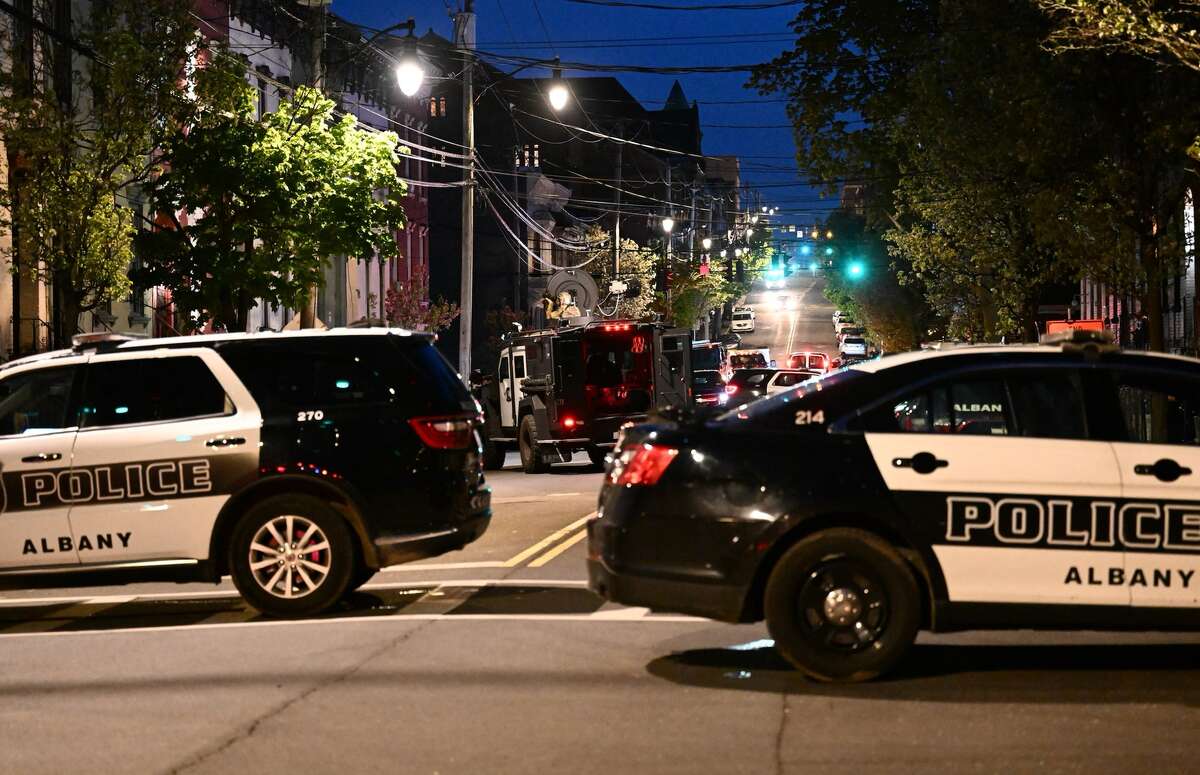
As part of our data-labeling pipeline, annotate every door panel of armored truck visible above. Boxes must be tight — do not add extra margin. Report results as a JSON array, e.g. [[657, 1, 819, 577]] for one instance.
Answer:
[[552, 335, 586, 422], [653, 328, 693, 408]]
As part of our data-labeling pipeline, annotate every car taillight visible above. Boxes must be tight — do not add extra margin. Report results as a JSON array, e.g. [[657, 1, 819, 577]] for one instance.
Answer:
[[612, 444, 679, 486], [408, 415, 474, 449]]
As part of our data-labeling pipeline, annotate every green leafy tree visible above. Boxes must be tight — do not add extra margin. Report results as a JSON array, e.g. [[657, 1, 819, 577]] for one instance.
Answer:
[[583, 226, 659, 320], [0, 0, 198, 347], [136, 53, 407, 331]]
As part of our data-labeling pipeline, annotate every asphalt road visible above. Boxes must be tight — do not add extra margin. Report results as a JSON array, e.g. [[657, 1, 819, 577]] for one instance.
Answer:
[[736, 270, 839, 364], [4, 280, 1200, 772]]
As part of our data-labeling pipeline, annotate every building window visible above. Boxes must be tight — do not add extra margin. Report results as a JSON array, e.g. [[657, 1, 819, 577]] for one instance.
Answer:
[[515, 144, 540, 170], [429, 96, 446, 117]]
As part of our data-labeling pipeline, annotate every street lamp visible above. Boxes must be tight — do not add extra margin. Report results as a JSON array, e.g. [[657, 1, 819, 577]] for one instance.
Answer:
[[751, 214, 760, 224], [702, 236, 712, 251], [662, 216, 675, 234], [745, 228, 753, 238], [394, 22, 424, 97], [547, 59, 569, 111], [825, 229, 833, 239]]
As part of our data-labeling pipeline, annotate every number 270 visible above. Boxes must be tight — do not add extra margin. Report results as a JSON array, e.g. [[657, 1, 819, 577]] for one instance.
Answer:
[[296, 410, 325, 422]]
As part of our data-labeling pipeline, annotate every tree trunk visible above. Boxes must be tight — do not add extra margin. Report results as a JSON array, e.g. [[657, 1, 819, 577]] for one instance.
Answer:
[[52, 267, 80, 349], [1142, 237, 1166, 352]]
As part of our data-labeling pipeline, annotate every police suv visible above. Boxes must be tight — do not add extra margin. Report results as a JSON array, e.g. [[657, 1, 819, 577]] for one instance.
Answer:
[[0, 329, 490, 616], [589, 331, 1200, 681]]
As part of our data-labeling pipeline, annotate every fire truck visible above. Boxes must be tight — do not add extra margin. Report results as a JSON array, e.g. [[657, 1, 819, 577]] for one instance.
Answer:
[[471, 320, 693, 473]]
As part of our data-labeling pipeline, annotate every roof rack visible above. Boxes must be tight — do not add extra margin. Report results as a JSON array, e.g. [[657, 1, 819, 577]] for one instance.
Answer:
[[71, 332, 145, 352]]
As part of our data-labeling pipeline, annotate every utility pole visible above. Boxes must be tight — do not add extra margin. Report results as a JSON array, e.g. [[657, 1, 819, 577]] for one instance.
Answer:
[[299, 0, 330, 329], [456, 1, 476, 375], [612, 121, 623, 278]]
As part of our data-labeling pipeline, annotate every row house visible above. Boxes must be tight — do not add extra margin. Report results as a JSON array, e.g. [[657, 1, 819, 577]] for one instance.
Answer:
[[0, 0, 434, 357]]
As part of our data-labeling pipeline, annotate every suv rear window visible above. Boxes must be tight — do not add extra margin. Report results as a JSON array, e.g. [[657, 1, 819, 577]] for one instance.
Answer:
[[219, 335, 472, 417]]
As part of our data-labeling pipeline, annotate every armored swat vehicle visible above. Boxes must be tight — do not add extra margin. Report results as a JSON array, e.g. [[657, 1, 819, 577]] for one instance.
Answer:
[[472, 320, 693, 473]]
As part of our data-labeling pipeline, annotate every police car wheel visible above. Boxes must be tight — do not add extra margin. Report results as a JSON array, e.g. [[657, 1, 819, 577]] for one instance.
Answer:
[[229, 495, 356, 617], [764, 529, 919, 683], [518, 415, 549, 474]]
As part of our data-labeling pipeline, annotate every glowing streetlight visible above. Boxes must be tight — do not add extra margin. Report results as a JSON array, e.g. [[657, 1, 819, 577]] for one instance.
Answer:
[[745, 228, 753, 238], [751, 214, 759, 224], [702, 236, 713, 251], [395, 56, 425, 97], [662, 216, 675, 233], [811, 229, 820, 239], [547, 60, 569, 111], [825, 230, 834, 239]]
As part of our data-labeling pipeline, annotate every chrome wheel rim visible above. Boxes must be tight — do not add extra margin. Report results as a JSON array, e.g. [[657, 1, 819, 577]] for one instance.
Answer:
[[248, 515, 332, 599]]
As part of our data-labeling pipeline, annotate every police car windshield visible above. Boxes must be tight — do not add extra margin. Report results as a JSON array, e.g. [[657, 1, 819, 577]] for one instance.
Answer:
[[715, 369, 868, 425]]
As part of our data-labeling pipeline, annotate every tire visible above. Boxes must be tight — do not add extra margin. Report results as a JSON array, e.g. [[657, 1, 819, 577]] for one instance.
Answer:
[[228, 494, 357, 617], [518, 415, 550, 474], [764, 528, 920, 682], [482, 437, 506, 470], [587, 447, 608, 471]]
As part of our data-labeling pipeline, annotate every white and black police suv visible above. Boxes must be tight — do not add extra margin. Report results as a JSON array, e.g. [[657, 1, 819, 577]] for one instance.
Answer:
[[589, 330, 1200, 681], [0, 329, 490, 616]]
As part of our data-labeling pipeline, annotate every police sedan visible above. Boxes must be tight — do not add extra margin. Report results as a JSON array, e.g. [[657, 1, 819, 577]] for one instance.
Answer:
[[588, 331, 1200, 681]]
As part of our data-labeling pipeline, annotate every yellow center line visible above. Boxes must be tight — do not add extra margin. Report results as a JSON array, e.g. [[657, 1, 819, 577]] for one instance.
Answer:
[[502, 512, 595, 567], [527, 527, 589, 568]]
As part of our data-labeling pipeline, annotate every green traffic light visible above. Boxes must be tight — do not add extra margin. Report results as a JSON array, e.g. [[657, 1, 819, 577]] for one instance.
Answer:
[[848, 261, 865, 278], [824, 246, 834, 256]]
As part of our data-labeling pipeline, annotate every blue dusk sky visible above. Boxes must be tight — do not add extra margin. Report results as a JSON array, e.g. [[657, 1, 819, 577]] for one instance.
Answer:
[[333, 0, 829, 218]]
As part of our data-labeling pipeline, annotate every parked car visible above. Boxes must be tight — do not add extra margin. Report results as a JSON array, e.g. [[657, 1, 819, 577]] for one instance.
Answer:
[[692, 369, 730, 406], [787, 351, 832, 372], [731, 309, 756, 333]]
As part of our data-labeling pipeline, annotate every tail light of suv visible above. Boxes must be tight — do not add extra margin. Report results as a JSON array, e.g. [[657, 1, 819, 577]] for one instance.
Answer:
[[409, 415, 476, 449], [610, 444, 679, 486]]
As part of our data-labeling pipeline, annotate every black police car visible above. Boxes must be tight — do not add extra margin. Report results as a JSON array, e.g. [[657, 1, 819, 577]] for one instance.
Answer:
[[589, 331, 1200, 681], [0, 329, 490, 616]]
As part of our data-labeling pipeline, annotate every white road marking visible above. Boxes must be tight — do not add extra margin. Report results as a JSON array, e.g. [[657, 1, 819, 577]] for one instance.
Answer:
[[527, 527, 588, 567], [591, 606, 650, 620], [492, 492, 582, 504], [379, 560, 507, 573], [0, 614, 705, 643], [502, 513, 595, 567], [0, 579, 593, 608]]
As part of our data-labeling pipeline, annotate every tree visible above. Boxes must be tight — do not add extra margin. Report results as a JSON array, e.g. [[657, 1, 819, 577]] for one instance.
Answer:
[[136, 53, 407, 332], [0, 0, 199, 347], [823, 210, 934, 351], [583, 226, 659, 320], [384, 264, 459, 332], [754, 0, 1200, 350]]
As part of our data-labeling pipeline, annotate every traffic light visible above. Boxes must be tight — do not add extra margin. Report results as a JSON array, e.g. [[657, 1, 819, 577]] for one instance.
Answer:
[[847, 260, 865, 279]]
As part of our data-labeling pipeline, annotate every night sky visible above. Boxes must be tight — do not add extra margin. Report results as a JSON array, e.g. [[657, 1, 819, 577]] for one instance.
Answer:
[[334, 0, 825, 218]]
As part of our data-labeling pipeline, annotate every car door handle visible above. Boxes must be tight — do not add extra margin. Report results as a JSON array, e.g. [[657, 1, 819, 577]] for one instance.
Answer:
[[892, 452, 948, 475], [205, 437, 246, 448], [1134, 458, 1192, 482], [21, 452, 62, 463]]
